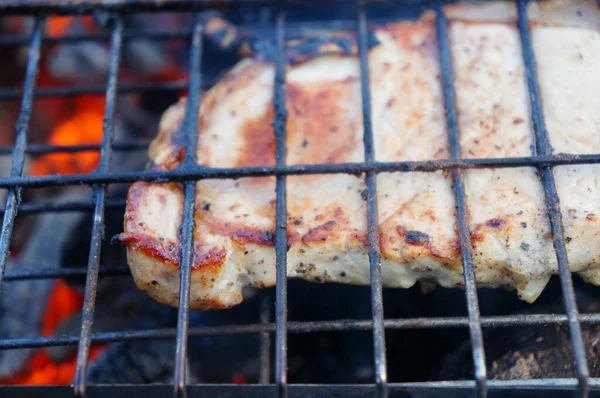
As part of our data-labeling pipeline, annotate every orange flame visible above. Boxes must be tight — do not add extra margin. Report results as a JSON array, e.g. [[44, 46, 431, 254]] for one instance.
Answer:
[[1, 14, 192, 385], [47, 16, 96, 37], [47, 17, 74, 37], [0, 280, 106, 385], [29, 96, 105, 176]]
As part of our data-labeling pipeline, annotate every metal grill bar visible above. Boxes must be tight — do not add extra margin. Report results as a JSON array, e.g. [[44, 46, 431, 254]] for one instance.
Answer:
[[356, 4, 388, 397], [2, 144, 600, 162], [0, 380, 598, 397], [0, 18, 44, 288], [72, 16, 123, 398], [4, 153, 600, 190], [273, 10, 289, 398], [0, 141, 149, 156], [0, 0, 267, 15], [0, 199, 125, 215], [434, 3, 487, 396], [516, 1, 589, 396], [0, 2, 598, 396], [0, 20, 402, 47], [259, 295, 271, 384], [3, 264, 130, 281], [3, 313, 600, 350], [0, 28, 192, 46], [0, 80, 188, 101], [173, 14, 203, 398]]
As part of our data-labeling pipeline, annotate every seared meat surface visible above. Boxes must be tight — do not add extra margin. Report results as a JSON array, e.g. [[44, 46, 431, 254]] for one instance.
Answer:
[[115, 1, 600, 309]]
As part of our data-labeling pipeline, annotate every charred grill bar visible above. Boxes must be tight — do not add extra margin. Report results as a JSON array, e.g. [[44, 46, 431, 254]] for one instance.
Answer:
[[434, 2, 487, 396], [273, 9, 290, 398], [0, 81, 189, 100], [0, 0, 599, 397], [3, 154, 600, 189], [0, 18, 45, 288], [357, 4, 388, 397], [72, 15, 123, 397], [516, 1, 590, 397]]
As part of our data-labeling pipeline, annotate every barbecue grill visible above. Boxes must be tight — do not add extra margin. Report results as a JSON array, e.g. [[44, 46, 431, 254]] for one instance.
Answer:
[[0, 0, 599, 397]]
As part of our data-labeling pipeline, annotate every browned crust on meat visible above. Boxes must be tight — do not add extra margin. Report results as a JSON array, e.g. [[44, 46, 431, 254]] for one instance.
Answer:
[[231, 76, 363, 167], [286, 78, 361, 165], [204, 222, 275, 247], [301, 221, 339, 246], [118, 3, 588, 309], [378, 213, 530, 276], [147, 99, 187, 170], [193, 246, 227, 273], [127, 249, 234, 311], [237, 107, 276, 167], [395, 226, 460, 262], [113, 232, 180, 266], [116, 181, 230, 273], [196, 195, 277, 247]]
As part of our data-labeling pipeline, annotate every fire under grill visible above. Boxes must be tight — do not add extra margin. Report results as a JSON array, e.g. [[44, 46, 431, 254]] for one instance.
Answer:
[[1, 0, 600, 397]]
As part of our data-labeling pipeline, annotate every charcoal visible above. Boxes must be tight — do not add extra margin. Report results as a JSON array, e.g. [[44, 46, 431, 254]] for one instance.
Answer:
[[0, 157, 9, 204], [86, 290, 262, 384], [48, 41, 109, 83], [123, 40, 168, 76], [434, 282, 600, 381], [435, 321, 600, 381], [44, 278, 156, 363], [47, 18, 108, 82], [489, 324, 600, 379], [87, 340, 180, 384], [0, 188, 90, 378], [86, 295, 179, 384], [86, 290, 261, 384]]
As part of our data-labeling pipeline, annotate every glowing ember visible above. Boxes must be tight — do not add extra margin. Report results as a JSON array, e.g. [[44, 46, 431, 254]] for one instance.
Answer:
[[1, 13, 192, 385], [29, 96, 105, 176], [47, 17, 75, 37], [231, 372, 248, 385], [0, 280, 106, 385]]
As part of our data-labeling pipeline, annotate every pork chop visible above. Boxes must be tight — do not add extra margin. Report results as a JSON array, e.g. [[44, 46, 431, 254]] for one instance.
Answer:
[[114, 1, 600, 310]]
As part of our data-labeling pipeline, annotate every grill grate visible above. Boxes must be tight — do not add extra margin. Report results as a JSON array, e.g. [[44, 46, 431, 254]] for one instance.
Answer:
[[0, 0, 599, 397], [515, 1, 589, 395], [71, 14, 123, 397], [272, 11, 290, 397], [434, 3, 487, 395]]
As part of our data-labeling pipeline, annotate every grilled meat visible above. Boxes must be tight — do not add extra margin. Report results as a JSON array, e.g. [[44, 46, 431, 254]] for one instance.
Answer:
[[114, 1, 600, 310]]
